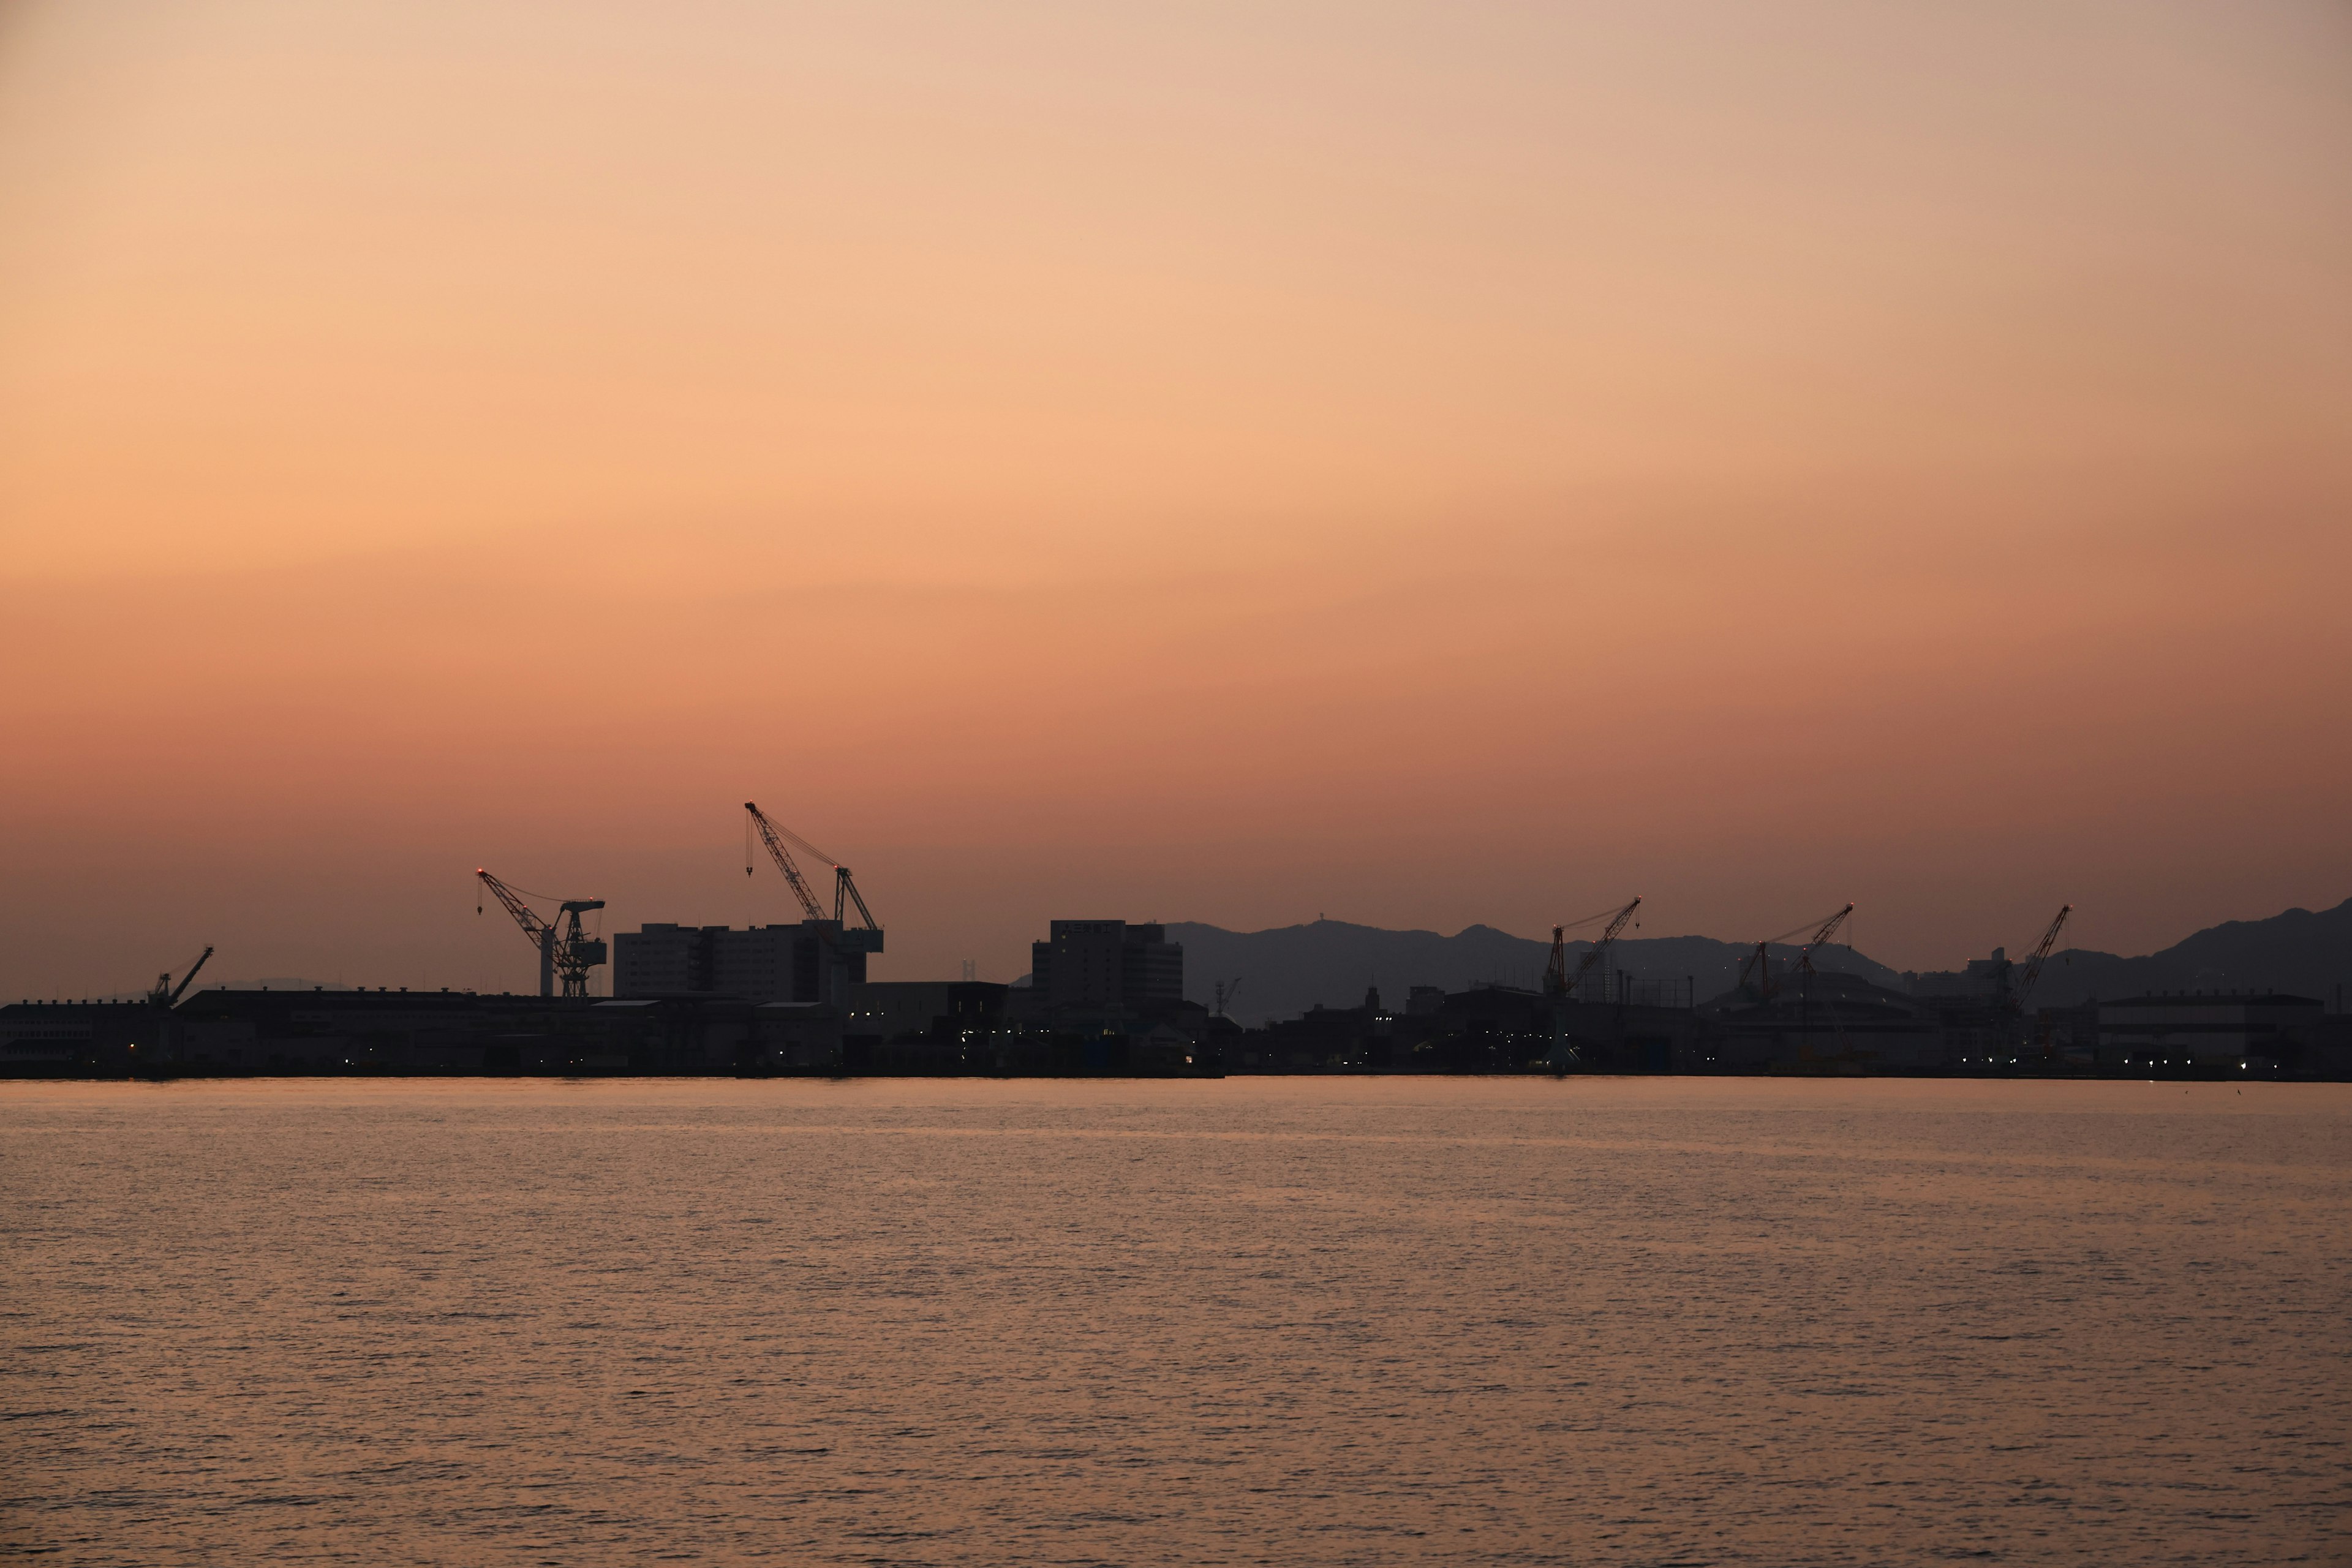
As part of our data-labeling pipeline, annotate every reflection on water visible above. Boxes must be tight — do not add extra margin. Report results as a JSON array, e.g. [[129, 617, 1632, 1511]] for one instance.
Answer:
[[4, 1078, 2346, 1564]]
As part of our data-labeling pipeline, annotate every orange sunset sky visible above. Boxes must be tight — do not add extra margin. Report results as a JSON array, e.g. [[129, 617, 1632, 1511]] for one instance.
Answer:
[[3, 1, 2349, 997]]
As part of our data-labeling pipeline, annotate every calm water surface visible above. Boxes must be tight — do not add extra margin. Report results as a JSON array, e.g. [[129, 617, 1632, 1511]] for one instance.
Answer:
[[3, 1078, 2346, 1565]]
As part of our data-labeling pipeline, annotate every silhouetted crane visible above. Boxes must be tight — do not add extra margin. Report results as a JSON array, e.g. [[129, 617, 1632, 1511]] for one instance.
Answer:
[[148, 946, 213, 1008], [1544, 897, 1642, 1071], [744, 801, 827, 920], [1795, 903, 1854, 983], [744, 802, 881, 932], [1739, 903, 1855, 1001], [1544, 897, 1643, 1001], [134, 944, 216, 1069], [2013, 905, 2072, 1009], [477, 869, 606, 998]]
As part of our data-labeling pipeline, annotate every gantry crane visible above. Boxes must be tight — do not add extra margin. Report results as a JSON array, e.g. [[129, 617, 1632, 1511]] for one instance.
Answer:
[[1738, 903, 1855, 1002], [477, 869, 606, 998]]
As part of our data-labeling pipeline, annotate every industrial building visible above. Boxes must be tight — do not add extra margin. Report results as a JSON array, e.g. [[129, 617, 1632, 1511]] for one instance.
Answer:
[[2, 987, 852, 1077], [613, 921, 876, 1005], [9, 974, 2348, 1082], [2095, 992, 2324, 1072], [1700, 970, 1947, 1072], [1023, 920, 1183, 1014], [1, 1000, 165, 1077], [848, 981, 1008, 1045]]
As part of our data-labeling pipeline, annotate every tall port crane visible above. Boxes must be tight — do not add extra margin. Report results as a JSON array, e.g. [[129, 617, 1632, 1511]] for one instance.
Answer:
[[1544, 897, 1643, 1001], [744, 802, 881, 935], [744, 801, 826, 919], [135, 944, 216, 1068], [1544, 896, 1642, 1072], [477, 869, 606, 998], [2013, 905, 2071, 1009], [148, 946, 213, 1008], [1738, 903, 1855, 1001]]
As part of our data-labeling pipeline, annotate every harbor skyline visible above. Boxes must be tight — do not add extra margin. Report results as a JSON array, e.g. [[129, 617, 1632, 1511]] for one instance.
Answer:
[[5, 1, 2350, 997], [7, 6, 2349, 1562]]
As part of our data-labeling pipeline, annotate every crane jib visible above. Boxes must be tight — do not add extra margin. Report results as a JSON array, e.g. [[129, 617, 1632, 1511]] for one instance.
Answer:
[[745, 802, 827, 922]]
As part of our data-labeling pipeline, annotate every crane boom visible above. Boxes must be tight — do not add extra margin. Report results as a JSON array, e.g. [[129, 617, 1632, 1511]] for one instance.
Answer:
[[168, 946, 214, 1005], [1545, 897, 1642, 997], [1803, 903, 1854, 958], [2015, 904, 2071, 1007], [1569, 897, 1642, 997], [1739, 902, 1855, 997], [477, 869, 548, 940], [150, 945, 215, 1007], [744, 802, 827, 921]]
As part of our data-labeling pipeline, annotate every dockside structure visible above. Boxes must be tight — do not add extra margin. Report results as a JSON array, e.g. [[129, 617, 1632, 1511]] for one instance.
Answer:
[[5, 977, 2343, 1080], [614, 919, 875, 1005]]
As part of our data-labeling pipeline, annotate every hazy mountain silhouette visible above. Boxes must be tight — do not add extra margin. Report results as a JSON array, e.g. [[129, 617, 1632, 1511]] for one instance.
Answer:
[[1169, 919, 1899, 1026], [1997, 898, 2352, 1009], [1171, 900, 2352, 1024]]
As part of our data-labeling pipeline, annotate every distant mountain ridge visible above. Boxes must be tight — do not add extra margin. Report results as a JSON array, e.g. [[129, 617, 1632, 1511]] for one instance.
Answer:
[[2012, 899, 2352, 1009], [1170, 900, 2352, 1025]]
